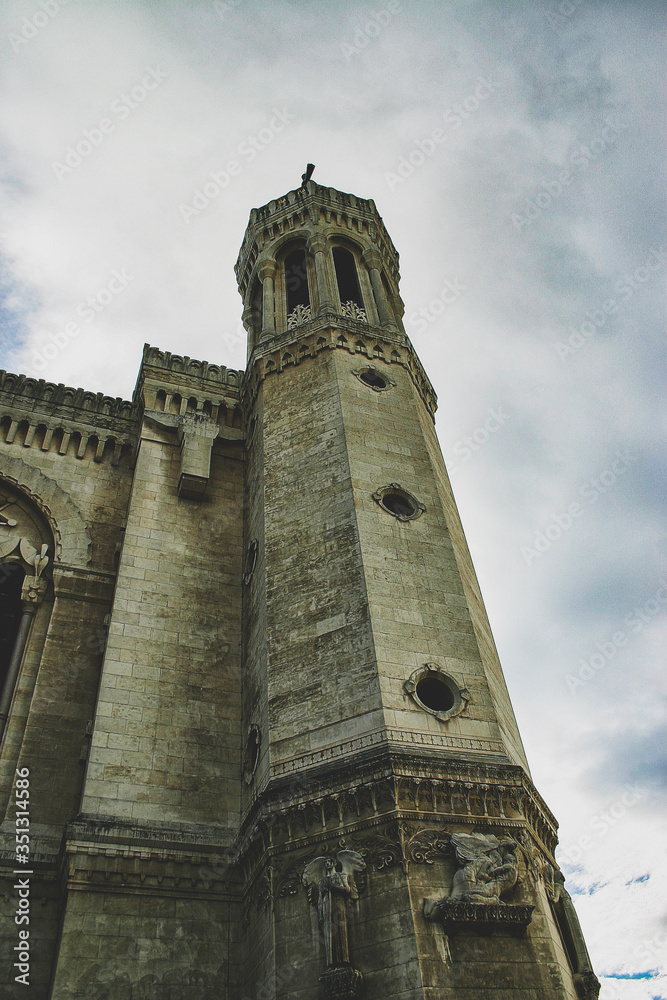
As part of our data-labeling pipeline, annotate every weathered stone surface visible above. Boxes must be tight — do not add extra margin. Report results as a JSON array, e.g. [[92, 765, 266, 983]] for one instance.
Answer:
[[0, 185, 597, 998]]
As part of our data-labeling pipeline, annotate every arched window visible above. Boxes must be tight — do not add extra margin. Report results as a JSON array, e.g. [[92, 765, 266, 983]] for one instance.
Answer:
[[284, 248, 311, 327], [250, 278, 263, 339], [0, 563, 25, 704], [333, 247, 365, 319]]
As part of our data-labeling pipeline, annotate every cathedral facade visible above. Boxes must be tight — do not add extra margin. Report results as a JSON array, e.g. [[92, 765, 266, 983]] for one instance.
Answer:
[[0, 182, 599, 999]]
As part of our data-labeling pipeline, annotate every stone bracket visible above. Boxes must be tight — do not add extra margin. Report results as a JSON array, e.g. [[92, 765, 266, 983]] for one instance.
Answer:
[[145, 411, 243, 498], [424, 899, 534, 937], [176, 412, 220, 498]]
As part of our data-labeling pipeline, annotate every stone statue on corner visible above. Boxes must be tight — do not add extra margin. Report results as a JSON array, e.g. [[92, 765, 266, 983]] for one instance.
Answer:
[[303, 850, 365, 968]]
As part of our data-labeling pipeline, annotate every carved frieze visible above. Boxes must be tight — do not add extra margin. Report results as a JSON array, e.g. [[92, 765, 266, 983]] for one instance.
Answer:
[[424, 899, 534, 937]]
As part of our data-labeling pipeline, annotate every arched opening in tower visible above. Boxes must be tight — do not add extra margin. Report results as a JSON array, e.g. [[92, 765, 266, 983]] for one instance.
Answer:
[[333, 247, 363, 310], [284, 248, 310, 315], [0, 563, 25, 699]]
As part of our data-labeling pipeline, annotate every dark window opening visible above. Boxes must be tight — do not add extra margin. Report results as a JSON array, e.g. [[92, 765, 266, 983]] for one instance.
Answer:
[[0, 564, 25, 695], [382, 492, 416, 518], [360, 369, 388, 389], [416, 675, 455, 713], [333, 247, 363, 308], [247, 730, 259, 774], [251, 278, 263, 336], [284, 249, 310, 314]]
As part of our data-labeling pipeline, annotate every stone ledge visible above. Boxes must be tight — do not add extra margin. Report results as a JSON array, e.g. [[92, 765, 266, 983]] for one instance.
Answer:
[[426, 899, 535, 937]]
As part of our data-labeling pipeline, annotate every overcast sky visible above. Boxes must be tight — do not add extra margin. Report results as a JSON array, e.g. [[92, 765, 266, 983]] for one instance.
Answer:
[[1, 1, 665, 995]]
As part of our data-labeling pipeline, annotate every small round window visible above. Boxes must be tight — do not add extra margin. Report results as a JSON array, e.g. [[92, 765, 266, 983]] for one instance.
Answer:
[[404, 665, 469, 722], [354, 367, 394, 392], [372, 483, 425, 522], [416, 674, 455, 713]]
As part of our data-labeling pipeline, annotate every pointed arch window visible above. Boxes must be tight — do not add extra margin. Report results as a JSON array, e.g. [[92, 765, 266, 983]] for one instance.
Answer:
[[333, 248, 366, 321], [284, 248, 311, 328]]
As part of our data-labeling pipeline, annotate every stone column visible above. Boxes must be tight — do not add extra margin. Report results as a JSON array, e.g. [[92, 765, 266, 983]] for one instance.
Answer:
[[307, 234, 335, 316], [362, 249, 395, 329], [258, 260, 276, 339], [0, 576, 47, 741]]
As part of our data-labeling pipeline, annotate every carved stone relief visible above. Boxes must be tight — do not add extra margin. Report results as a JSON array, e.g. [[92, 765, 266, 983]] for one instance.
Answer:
[[423, 832, 535, 936], [302, 850, 365, 998]]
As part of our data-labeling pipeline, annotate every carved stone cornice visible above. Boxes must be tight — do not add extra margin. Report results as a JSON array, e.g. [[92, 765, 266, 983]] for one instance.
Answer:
[[241, 318, 437, 419], [58, 817, 239, 901], [234, 754, 559, 885], [425, 899, 535, 937]]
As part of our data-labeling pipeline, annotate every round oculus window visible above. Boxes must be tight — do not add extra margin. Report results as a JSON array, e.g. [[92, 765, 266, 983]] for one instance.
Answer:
[[372, 484, 425, 521], [382, 492, 416, 518], [360, 369, 388, 389], [404, 665, 470, 722], [415, 674, 455, 713]]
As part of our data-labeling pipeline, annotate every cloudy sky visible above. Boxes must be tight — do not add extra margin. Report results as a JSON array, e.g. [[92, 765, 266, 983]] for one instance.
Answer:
[[1, 0, 665, 995]]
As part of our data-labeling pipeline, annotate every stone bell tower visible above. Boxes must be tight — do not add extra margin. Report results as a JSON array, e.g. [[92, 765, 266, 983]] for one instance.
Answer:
[[235, 180, 600, 1000]]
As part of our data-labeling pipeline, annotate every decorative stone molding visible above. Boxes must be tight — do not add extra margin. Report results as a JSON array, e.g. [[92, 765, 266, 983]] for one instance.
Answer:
[[424, 898, 534, 937], [287, 303, 313, 329], [242, 319, 437, 419], [236, 757, 559, 888], [0, 466, 92, 567], [137, 345, 244, 391], [340, 301, 367, 323], [143, 409, 242, 498], [353, 366, 394, 391], [0, 369, 137, 465], [306, 233, 329, 257], [372, 483, 425, 521], [404, 664, 470, 722]]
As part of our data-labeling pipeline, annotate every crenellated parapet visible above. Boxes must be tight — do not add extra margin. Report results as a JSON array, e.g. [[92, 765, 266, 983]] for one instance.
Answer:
[[0, 370, 138, 465], [235, 182, 406, 353], [134, 344, 244, 417]]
